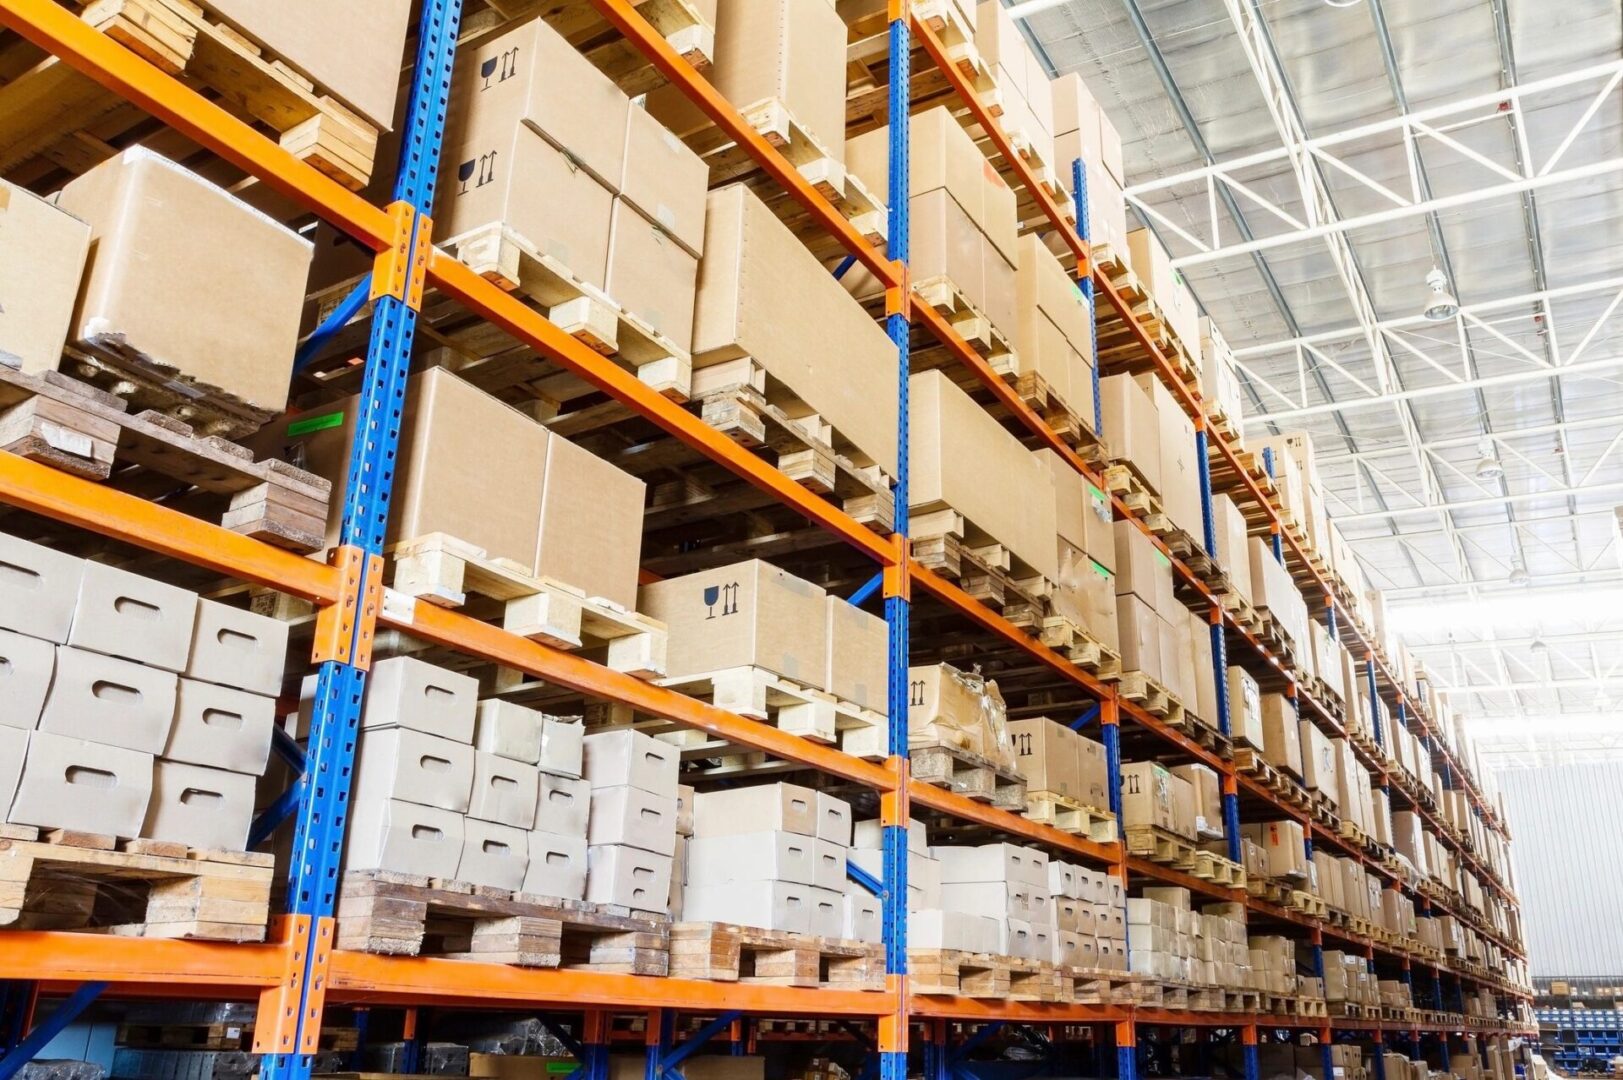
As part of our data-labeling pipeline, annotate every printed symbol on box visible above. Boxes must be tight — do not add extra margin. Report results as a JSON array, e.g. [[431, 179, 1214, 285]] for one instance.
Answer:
[[1125, 773, 1141, 795], [702, 582, 739, 619], [1016, 732, 1032, 755], [909, 680, 924, 708], [480, 49, 520, 90], [457, 152, 499, 195]]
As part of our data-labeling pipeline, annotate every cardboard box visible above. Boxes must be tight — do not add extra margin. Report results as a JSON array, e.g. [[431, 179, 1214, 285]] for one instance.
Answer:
[[1015, 234, 1094, 411], [56, 149, 311, 418], [473, 699, 543, 763], [1133, 373, 1202, 541], [826, 596, 887, 711], [640, 560, 829, 688], [0, 726, 25, 819], [1050, 541, 1119, 651], [908, 664, 1013, 767], [812, 837, 845, 892], [0, 628, 54, 732], [683, 879, 811, 934], [0, 533, 83, 644], [582, 729, 679, 798], [460, 817, 529, 890], [587, 785, 678, 855], [1213, 495, 1253, 602], [9, 731, 153, 837], [1167, 772, 1197, 841], [0, 179, 91, 374], [361, 655, 478, 742], [539, 715, 584, 779], [586, 844, 672, 913], [352, 728, 475, 814], [1115, 594, 1162, 680], [910, 370, 1059, 580], [536, 773, 591, 839], [605, 197, 698, 349], [934, 842, 1047, 886], [142, 759, 255, 850], [187, 599, 288, 696], [40, 646, 176, 754], [201, 1, 411, 130], [69, 561, 196, 673], [908, 908, 1000, 952], [1228, 667, 1263, 748], [691, 782, 818, 838], [1007, 717, 1080, 799], [692, 185, 898, 475], [844, 887, 882, 943], [1125, 228, 1199, 354], [1078, 736, 1110, 809], [620, 104, 708, 258], [1099, 374, 1161, 495], [1114, 519, 1175, 615], [524, 830, 589, 899], [1119, 762, 1176, 833], [1298, 720, 1337, 806], [1172, 763, 1223, 840], [1260, 693, 1303, 778], [1250, 819, 1307, 879], [687, 830, 817, 885], [806, 887, 845, 938], [470, 751, 541, 830], [529, 425, 646, 611], [164, 679, 274, 775], [896, 186, 984, 321], [847, 107, 996, 242], [344, 798, 463, 878], [816, 791, 853, 845], [444, 16, 629, 189]]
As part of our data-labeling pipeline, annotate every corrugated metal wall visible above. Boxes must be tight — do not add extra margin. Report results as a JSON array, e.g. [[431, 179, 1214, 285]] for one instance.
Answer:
[[1499, 763, 1623, 977]]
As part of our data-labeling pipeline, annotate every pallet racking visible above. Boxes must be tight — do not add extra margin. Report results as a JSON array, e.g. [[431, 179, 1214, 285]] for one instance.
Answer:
[[0, 3, 1531, 1080]]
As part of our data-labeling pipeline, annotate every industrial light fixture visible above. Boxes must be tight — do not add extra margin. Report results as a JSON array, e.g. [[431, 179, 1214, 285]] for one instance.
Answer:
[[1474, 437, 1503, 481], [1422, 266, 1460, 321], [1530, 636, 1548, 656], [1508, 563, 1531, 587], [1005, 0, 1071, 17]]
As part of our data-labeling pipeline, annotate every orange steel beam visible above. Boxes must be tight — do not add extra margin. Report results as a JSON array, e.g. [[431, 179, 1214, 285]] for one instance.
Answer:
[[326, 953, 894, 1015], [397, 598, 897, 792], [429, 252, 897, 567], [0, 453, 340, 603], [0, 0, 391, 249], [1127, 856, 1242, 902], [0, 932, 287, 987], [589, 0, 894, 284]]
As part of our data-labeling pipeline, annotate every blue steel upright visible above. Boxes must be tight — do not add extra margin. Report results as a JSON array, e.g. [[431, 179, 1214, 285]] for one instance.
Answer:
[[260, 2, 461, 1079], [1072, 158, 1103, 435], [881, 12, 911, 1080]]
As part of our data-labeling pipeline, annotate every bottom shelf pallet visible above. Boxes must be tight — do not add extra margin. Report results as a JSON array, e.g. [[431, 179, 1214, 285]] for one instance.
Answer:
[[668, 922, 886, 989]]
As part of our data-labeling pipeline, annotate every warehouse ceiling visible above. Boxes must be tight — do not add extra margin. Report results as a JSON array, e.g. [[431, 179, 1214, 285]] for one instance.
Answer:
[[1015, 0, 1623, 766]]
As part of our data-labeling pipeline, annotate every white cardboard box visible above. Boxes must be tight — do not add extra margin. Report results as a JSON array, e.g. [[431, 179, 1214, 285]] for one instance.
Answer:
[[473, 699, 543, 763], [808, 886, 844, 938], [164, 678, 274, 774], [843, 887, 882, 943], [10, 731, 153, 836], [587, 785, 677, 855], [460, 817, 529, 890], [187, 598, 289, 696], [344, 798, 463, 877], [40, 645, 177, 754], [469, 751, 540, 830], [0, 533, 83, 644], [908, 908, 999, 953], [934, 842, 1048, 886], [815, 790, 853, 845], [524, 829, 588, 898], [536, 773, 590, 838], [683, 880, 811, 934], [0, 726, 29, 819], [687, 830, 817, 886], [142, 759, 255, 850], [854, 817, 927, 853], [585, 844, 672, 913], [582, 729, 678, 797], [361, 656, 477, 742], [68, 561, 196, 672], [538, 714, 584, 778], [692, 782, 818, 838], [352, 727, 475, 813], [0, 628, 55, 731], [812, 837, 846, 892]]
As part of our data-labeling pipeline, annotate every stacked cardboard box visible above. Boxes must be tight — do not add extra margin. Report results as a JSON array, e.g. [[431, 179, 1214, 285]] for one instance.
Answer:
[[1015, 235, 1098, 426], [1242, 819, 1308, 883], [846, 107, 1019, 346], [1034, 450, 1118, 649], [1052, 73, 1126, 253], [1126, 229, 1200, 357], [682, 783, 859, 939], [1196, 901, 1252, 987], [908, 663, 1016, 771], [441, 17, 708, 350], [485, 700, 589, 898], [269, 369, 646, 612], [1248, 537, 1310, 656], [1258, 692, 1304, 779], [1254, 432, 1332, 562], [1171, 763, 1224, 841], [975, 1, 1056, 179], [937, 842, 1052, 959], [0, 536, 286, 848], [1119, 761, 1197, 842], [694, 183, 899, 479], [1048, 862, 1126, 970], [1006, 718, 1109, 808], [1323, 950, 1379, 1006], [1228, 666, 1264, 748], [1198, 317, 1246, 429], [583, 730, 679, 914], [1100, 373, 1203, 545], [1247, 935, 1300, 996], [1212, 493, 1253, 606]]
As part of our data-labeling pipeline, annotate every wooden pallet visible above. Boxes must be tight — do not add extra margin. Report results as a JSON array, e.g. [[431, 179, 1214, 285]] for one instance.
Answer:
[[908, 949, 1009, 998], [1179, 848, 1247, 889], [1089, 246, 1199, 381], [1039, 614, 1123, 680], [386, 532, 667, 680], [436, 222, 693, 400], [334, 870, 670, 973], [0, 366, 331, 551], [0, 0, 380, 190], [1222, 589, 1266, 636], [1115, 669, 1185, 725], [910, 275, 1018, 376], [1056, 966, 1140, 1005], [1286, 889, 1329, 918], [669, 922, 885, 989], [0, 826, 273, 941], [621, 665, 885, 762], [464, 0, 714, 97], [910, 743, 1027, 811], [1102, 461, 1160, 519], [997, 368, 1105, 463], [1123, 824, 1196, 868], [1260, 992, 1298, 1016], [1022, 791, 1118, 843], [1297, 996, 1331, 1018], [1169, 710, 1232, 759], [910, 507, 1051, 634]]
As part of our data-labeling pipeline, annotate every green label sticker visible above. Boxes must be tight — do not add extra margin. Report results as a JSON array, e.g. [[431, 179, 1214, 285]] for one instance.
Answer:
[[1090, 559, 1111, 579], [287, 411, 344, 437], [1154, 550, 1170, 568], [1087, 483, 1105, 502], [547, 1064, 576, 1074]]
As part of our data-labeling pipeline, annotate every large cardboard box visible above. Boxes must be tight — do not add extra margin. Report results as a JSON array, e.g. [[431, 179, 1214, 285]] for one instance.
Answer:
[[1126, 228, 1199, 354], [1113, 519, 1175, 615], [10, 731, 153, 837], [1212, 495, 1252, 602], [445, 16, 629, 189], [1298, 719, 1337, 806], [826, 596, 887, 711], [0, 179, 90, 373], [587, 785, 678, 855], [908, 664, 1012, 767], [40, 646, 176, 754], [1119, 761, 1176, 833], [187, 599, 289, 697], [1015, 234, 1095, 417], [1167, 771, 1197, 841], [0, 629, 52, 732], [1007, 718, 1080, 799], [460, 817, 529, 891], [683, 879, 811, 934], [1259, 693, 1303, 778], [1099, 374, 1160, 494], [1078, 736, 1110, 809], [142, 759, 255, 850], [470, 751, 541, 830], [1172, 764, 1222, 840], [693, 185, 898, 475], [935, 842, 1047, 886], [537, 773, 591, 838], [910, 370, 1058, 580], [361, 656, 478, 742], [69, 561, 196, 673], [1134, 374, 1202, 541], [352, 728, 475, 814], [640, 561, 829, 687], [693, 783, 818, 838], [530, 425, 646, 611], [586, 845, 672, 913], [1051, 541, 1119, 650], [0, 534, 83, 644], [202, 1, 410, 131], [688, 830, 817, 885], [524, 830, 588, 898], [164, 679, 274, 775], [345, 799, 464, 878], [847, 107, 999, 246], [1035, 449, 1110, 568], [621, 104, 709, 258], [582, 729, 680, 798], [605, 197, 699, 350], [56, 150, 311, 419], [1227, 667, 1263, 748], [1247, 819, 1307, 879], [1115, 594, 1162, 679]]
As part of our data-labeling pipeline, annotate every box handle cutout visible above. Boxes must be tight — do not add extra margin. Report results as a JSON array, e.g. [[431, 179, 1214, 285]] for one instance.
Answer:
[[180, 787, 224, 807], [91, 679, 141, 705], [201, 708, 245, 730], [411, 825, 444, 841], [418, 754, 452, 773], [114, 595, 162, 621], [0, 560, 42, 591], [65, 765, 116, 789], [216, 627, 259, 651]]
